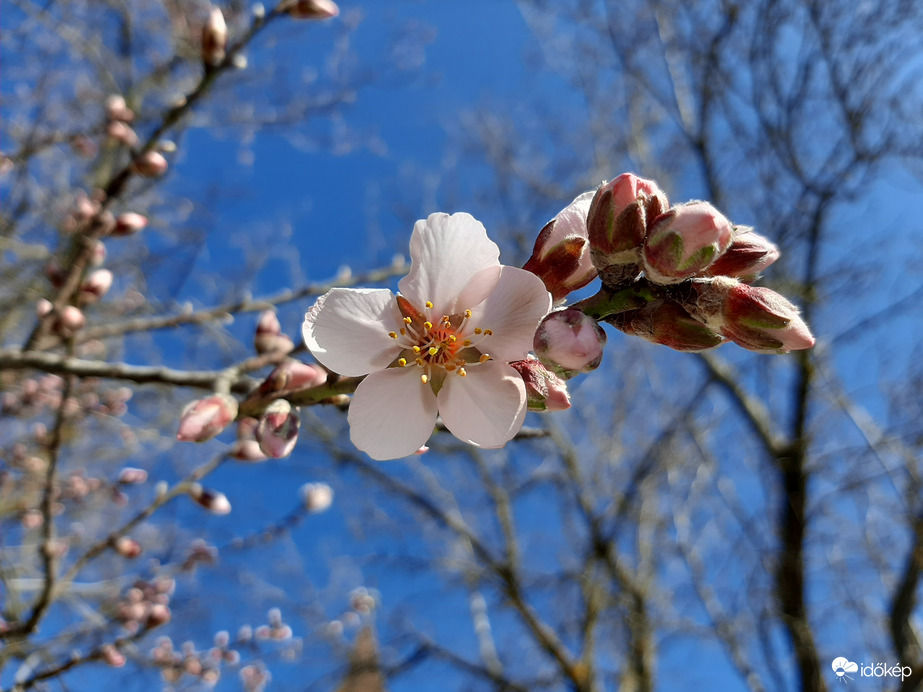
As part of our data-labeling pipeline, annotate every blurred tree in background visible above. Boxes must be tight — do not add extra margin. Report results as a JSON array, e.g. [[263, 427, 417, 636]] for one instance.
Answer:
[[1, 1, 922, 691]]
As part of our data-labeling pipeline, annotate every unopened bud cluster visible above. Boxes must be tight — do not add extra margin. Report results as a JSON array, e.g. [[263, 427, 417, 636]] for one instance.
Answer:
[[579, 173, 813, 354]]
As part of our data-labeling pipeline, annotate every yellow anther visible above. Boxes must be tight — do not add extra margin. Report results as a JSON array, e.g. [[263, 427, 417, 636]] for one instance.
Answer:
[[423, 321, 433, 330], [448, 335, 456, 342], [463, 339, 472, 347], [458, 368, 467, 377], [412, 346, 421, 353], [388, 331, 398, 339], [464, 309, 472, 318], [398, 358, 407, 367], [428, 346, 439, 356], [479, 354, 490, 363], [415, 358, 425, 366], [474, 328, 482, 335], [425, 301, 434, 309], [421, 374, 429, 384], [484, 329, 493, 336], [403, 316, 412, 324]]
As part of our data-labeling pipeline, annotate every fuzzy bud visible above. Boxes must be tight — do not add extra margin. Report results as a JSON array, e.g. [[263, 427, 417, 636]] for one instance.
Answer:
[[285, 0, 339, 19], [104, 95, 134, 123], [533, 308, 606, 379], [80, 269, 113, 303], [118, 467, 148, 484], [255, 399, 300, 458], [688, 277, 815, 353], [202, 7, 228, 67], [114, 536, 143, 559], [176, 394, 238, 442], [607, 299, 723, 352], [113, 212, 148, 237], [254, 311, 294, 355], [523, 191, 597, 302], [299, 482, 334, 513], [146, 604, 171, 627], [510, 357, 571, 411], [53, 306, 86, 336], [101, 643, 127, 668], [642, 201, 733, 284], [131, 151, 168, 178], [107, 121, 138, 148], [188, 483, 232, 515], [231, 417, 269, 462], [703, 226, 780, 281], [257, 360, 328, 396], [587, 173, 668, 287]]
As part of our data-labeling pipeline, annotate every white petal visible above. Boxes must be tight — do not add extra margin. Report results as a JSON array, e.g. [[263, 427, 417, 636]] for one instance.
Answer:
[[467, 267, 552, 362], [399, 213, 501, 315], [348, 368, 439, 460], [549, 190, 594, 243], [438, 361, 527, 448], [302, 288, 402, 377]]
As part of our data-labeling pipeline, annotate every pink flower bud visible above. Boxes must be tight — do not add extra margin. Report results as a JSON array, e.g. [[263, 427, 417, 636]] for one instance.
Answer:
[[533, 308, 606, 379], [254, 311, 295, 354], [688, 277, 815, 353], [146, 604, 172, 627], [587, 173, 669, 287], [257, 360, 328, 396], [107, 121, 138, 148], [202, 7, 228, 66], [188, 483, 232, 515], [115, 536, 143, 559], [299, 482, 333, 513], [285, 0, 339, 19], [510, 357, 571, 411], [523, 192, 597, 302], [54, 306, 86, 336], [80, 269, 113, 303], [118, 467, 148, 484], [36, 299, 53, 317], [642, 201, 733, 284], [101, 643, 126, 668], [231, 417, 268, 462], [176, 394, 238, 442], [74, 191, 100, 221], [104, 95, 134, 122], [132, 151, 168, 178], [113, 212, 148, 237], [255, 399, 300, 458], [608, 300, 723, 352], [703, 226, 780, 281]]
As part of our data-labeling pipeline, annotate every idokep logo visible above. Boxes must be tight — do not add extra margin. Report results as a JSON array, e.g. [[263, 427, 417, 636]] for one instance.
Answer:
[[832, 658, 858, 683], [831, 657, 913, 684]]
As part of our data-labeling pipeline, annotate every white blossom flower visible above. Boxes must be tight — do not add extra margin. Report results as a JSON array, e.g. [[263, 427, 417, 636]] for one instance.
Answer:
[[303, 213, 552, 460]]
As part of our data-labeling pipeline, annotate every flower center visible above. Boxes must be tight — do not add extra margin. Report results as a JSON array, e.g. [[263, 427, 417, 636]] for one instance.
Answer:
[[387, 296, 493, 385]]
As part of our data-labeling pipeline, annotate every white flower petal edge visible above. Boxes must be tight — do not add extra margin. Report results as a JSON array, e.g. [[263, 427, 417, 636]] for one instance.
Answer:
[[303, 288, 403, 377], [437, 360, 527, 448], [468, 267, 553, 362], [399, 213, 501, 315], [348, 368, 439, 460]]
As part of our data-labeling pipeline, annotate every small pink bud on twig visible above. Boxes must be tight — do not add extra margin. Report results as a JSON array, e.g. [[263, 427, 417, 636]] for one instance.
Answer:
[[36, 299, 53, 317], [113, 212, 148, 237], [703, 226, 780, 281], [257, 360, 327, 396], [146, 604, 172, 627], [53, 306, 86, 336], [176, 394, 238, 442], [80, 269, 113, 303], [131, 151, 168, 178], [188, 483, 232, 515], [114, 536, 143, 559], [104, 94, 134, 123], [118, 467, 148, 484], [254, 310, 294, 354], [231, 417, 269, 462], [107, 121, 138, 148], [642, 201, 733, 284], [201, 7, 228, 67], [533, 308, 606, 379], [284, 0, 339, 19], [101, 643, 126, 668], [256, 399, 300, 458]]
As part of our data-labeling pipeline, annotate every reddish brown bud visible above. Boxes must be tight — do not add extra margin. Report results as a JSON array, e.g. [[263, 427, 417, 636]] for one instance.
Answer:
[[608, 300, 723, 352], [113, 212, 148, 237], [188, 483, 232, 515], [510, 357, 571, 411]]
